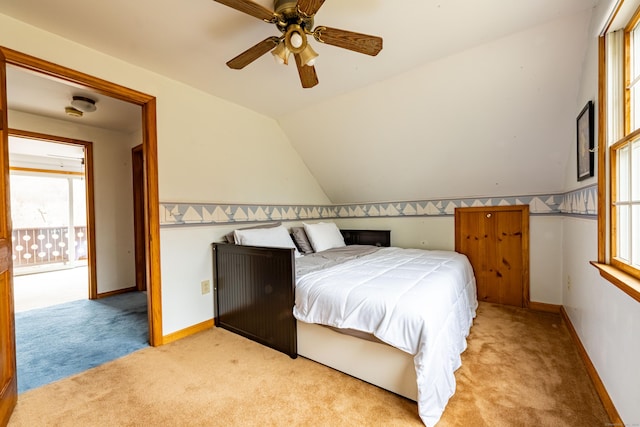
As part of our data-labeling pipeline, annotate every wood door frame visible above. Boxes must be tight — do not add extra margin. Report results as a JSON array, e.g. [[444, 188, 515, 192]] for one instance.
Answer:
[[454, 205, 530, 308], [0, 46, 17, 427], [0, 46, 163, 347], [7, 129, 96, 298]]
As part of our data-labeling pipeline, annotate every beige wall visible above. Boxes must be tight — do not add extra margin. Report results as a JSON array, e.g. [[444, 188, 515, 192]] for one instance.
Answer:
[[566, 0, 640, 423], [279, 11, 592, 204]]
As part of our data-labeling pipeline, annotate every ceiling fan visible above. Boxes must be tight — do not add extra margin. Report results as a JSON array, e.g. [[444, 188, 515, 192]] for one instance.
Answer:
[[214, 0, 383, 88]]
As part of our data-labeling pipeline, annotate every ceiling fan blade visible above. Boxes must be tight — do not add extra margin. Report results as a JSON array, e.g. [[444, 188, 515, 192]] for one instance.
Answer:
[[296, 0, 326, 17], [295, 54, 319, 88], [214, 0, 276, 22], [226, 37, 280, 69], [314, 26, 383, 56]]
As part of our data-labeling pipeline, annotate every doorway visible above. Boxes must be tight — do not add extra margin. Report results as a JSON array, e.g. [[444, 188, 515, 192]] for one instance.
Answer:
[[0, 47, 163, 346], [9, 134, 90, 312]]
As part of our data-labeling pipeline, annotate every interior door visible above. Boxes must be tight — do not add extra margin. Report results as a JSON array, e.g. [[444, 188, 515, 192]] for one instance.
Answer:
[[0, 50, 18, 425]]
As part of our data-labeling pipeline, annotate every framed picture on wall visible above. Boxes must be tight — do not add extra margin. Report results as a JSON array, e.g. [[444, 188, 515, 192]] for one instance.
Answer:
[[576, 100, 594, 181]]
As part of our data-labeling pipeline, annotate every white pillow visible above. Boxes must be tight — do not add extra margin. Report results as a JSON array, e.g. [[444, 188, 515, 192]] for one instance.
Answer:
[[303, 222, 346, 253], [234, 225, 300, 257]]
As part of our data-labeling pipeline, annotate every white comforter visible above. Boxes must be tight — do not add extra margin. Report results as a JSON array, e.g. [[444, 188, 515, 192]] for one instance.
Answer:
[[293, 247, 477, 426]]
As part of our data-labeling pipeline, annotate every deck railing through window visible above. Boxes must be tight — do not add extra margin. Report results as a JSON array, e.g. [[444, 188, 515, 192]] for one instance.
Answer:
[[12, 226, 88, 268]]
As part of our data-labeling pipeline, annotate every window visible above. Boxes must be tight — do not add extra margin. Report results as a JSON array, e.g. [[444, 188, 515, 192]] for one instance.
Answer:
[[611, 135, 640, 276], [601, 3, 640, 284], [10, 171, 88, 269]]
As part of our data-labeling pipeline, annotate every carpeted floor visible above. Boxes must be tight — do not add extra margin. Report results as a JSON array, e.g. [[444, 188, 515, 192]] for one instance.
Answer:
[[15, 291, 149, 393], [8, 302, 609, 426]]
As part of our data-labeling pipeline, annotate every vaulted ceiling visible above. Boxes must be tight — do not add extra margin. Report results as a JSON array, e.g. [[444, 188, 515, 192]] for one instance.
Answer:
[[0, 0, 598, 203]]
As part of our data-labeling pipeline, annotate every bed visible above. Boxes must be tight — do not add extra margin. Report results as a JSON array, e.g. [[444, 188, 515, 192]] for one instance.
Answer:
[[212, 223, 477, 426]]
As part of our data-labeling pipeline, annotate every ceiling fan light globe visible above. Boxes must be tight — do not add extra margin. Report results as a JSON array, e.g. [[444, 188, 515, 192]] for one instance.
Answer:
[[271, 42, 290, 65], [284, 24, 306, 53], [299, 44, 319, 66], [290, 32, 303, 49]]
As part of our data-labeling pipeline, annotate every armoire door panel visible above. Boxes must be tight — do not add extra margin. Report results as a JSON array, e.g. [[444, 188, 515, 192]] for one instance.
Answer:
[[467, 211, 494, 302], [455, 206, 529, 308], [494, 210, 524, 306]]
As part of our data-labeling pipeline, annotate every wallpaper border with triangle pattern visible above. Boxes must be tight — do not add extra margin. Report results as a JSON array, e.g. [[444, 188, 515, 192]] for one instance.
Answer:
[[159, 184, 597, 227]]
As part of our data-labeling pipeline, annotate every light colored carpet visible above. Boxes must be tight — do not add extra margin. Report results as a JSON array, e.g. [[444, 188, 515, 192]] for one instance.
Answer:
[[13, 266, 87, 313], [8, 302, 609, 426]]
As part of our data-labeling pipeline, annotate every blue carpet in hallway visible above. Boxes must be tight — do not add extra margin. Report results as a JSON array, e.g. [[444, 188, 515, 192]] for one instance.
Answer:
[[15, 292, 148, 393]]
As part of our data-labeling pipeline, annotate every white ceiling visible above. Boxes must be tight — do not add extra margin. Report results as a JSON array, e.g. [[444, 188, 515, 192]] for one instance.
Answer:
[[0, 0, 600, 203], [0, 0, 596, 120], [6, 65, 142, 133]]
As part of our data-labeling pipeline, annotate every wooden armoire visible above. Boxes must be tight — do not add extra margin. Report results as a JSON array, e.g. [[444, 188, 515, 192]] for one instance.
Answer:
[[454, 205, 529, 308]]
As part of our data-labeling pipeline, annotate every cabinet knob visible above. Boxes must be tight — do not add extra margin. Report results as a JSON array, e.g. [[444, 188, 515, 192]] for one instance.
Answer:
[[486, 213, 492, 218]]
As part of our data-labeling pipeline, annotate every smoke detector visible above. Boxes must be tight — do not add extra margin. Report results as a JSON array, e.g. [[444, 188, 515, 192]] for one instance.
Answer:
[[70, 95, 97, 113]]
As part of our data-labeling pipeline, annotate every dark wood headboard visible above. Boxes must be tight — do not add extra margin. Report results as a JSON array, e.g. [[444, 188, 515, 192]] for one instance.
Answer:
[[340, 229, 390, 247]]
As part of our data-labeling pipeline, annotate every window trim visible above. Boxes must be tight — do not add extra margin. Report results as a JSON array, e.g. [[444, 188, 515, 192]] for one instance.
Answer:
[[591, 262, 640, 303], [598, 36, 607, 264], [595, 4, 640, 301]]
